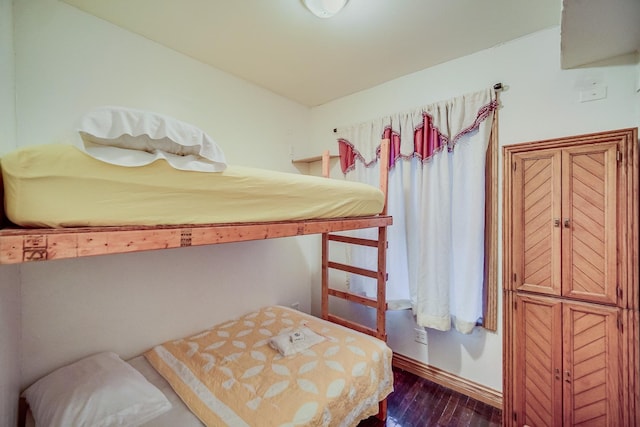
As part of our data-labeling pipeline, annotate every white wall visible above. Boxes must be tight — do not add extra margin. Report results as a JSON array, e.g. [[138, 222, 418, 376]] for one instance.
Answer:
[[0, 0, 21, 426], [13, 0, 310, 170], [0, 0, 15, 157], [310, 27, 639, 392], [0, 266, 20, 427], [11, 0, 316, 390]]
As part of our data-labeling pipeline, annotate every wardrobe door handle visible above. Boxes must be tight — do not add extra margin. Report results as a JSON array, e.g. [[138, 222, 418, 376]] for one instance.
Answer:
[[554, 219, 560, 227], [563, 218, 570, 228]]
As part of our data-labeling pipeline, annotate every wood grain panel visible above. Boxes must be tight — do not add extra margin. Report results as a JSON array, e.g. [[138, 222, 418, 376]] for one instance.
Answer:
[[512, 150, 562, 295], [563, 302, 620, 427], [483, 108, 499, 332], [563, 144, 617, 304], [515, 294, 563, 427], [503, 128, 638, 427], [0, 216, 392, 264]]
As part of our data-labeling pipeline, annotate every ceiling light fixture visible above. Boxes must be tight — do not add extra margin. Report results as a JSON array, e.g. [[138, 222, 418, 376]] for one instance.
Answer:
[[303, 0, 349, 18]]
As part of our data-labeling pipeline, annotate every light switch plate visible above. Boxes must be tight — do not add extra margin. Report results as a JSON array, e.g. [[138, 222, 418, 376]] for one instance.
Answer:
[[579, 85, 607, 102]]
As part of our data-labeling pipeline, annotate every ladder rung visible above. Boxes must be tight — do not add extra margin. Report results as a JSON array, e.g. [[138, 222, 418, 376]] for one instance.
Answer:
[[328, 289, 378, 308], [327, 261, 377, 279], [328, 234, 379, 247], [327, 314, 378, 337]]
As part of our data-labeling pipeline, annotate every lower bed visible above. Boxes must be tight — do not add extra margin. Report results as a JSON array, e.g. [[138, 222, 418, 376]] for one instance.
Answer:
[[1, 144, 384, 228], [24, 306, 393, 427]]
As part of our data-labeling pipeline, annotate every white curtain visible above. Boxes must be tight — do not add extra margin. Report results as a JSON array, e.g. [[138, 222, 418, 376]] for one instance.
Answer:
[[337, 88, 496, 333], [337, 118, 411, 307]]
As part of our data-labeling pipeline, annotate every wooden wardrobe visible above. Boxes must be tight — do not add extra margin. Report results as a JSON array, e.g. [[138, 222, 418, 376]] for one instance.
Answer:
[[502, 128, 639, 426]]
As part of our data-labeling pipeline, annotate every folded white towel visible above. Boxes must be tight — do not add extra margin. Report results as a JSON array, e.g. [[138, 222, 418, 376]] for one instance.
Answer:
[[268, 327, 325, 356]]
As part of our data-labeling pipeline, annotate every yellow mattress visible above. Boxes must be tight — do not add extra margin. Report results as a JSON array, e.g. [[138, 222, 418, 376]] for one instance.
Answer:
[[1, 144, 384, 228]]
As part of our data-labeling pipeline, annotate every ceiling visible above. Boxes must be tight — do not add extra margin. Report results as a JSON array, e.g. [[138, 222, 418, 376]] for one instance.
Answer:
[[61, 0, 639, 107]]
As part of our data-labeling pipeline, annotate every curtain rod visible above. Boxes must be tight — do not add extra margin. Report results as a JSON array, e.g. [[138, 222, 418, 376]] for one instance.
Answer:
[[333, 82, 504, 133]]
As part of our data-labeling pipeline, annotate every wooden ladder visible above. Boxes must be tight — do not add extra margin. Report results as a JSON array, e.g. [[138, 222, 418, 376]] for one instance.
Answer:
[[321, 226, 388, 341], [319, 139, 390, 341]]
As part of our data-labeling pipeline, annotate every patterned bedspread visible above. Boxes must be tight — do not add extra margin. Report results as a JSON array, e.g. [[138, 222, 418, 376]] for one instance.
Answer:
[[145, 306, 393, 427]]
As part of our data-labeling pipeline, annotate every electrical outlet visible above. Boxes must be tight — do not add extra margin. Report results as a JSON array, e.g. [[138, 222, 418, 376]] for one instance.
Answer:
[[414, 328, 428, 345], [291, 302, 300, 310]]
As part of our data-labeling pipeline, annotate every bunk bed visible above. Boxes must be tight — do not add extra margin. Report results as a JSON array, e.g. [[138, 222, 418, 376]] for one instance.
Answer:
[[1, 136, 393, 427]]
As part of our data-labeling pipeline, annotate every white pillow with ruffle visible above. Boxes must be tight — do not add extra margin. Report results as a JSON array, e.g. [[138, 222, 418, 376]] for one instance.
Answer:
[[76, 106, 227, 172]]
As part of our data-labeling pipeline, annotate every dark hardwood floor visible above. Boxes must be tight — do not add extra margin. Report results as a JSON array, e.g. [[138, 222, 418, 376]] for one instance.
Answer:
[[358, 367, 502, 427]]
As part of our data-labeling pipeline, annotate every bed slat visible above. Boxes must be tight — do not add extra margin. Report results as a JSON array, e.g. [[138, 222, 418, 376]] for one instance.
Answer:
[[327, 234, 379, 247], [328, 289, 387, 309], [327, 314, 380, 338], [327, 261, 378, 279]]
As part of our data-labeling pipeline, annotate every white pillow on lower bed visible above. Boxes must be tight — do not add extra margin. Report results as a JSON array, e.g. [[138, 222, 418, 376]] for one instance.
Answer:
[[23, 352, 171, 427]]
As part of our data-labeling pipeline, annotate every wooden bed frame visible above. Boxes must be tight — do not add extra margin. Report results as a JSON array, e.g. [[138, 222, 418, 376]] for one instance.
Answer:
[[4, 140, 392, 423]]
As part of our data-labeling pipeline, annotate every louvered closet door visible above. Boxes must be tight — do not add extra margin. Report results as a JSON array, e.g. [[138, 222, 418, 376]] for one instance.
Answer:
[[515, 294, 563, 427], [512, 150, 562, 295], [562, 301, 620, 426], [561, 143, 618, 304]]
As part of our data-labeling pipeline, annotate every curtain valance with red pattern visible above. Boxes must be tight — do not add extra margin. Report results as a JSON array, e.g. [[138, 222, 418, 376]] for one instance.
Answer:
[[337, 91, 498, 174]]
